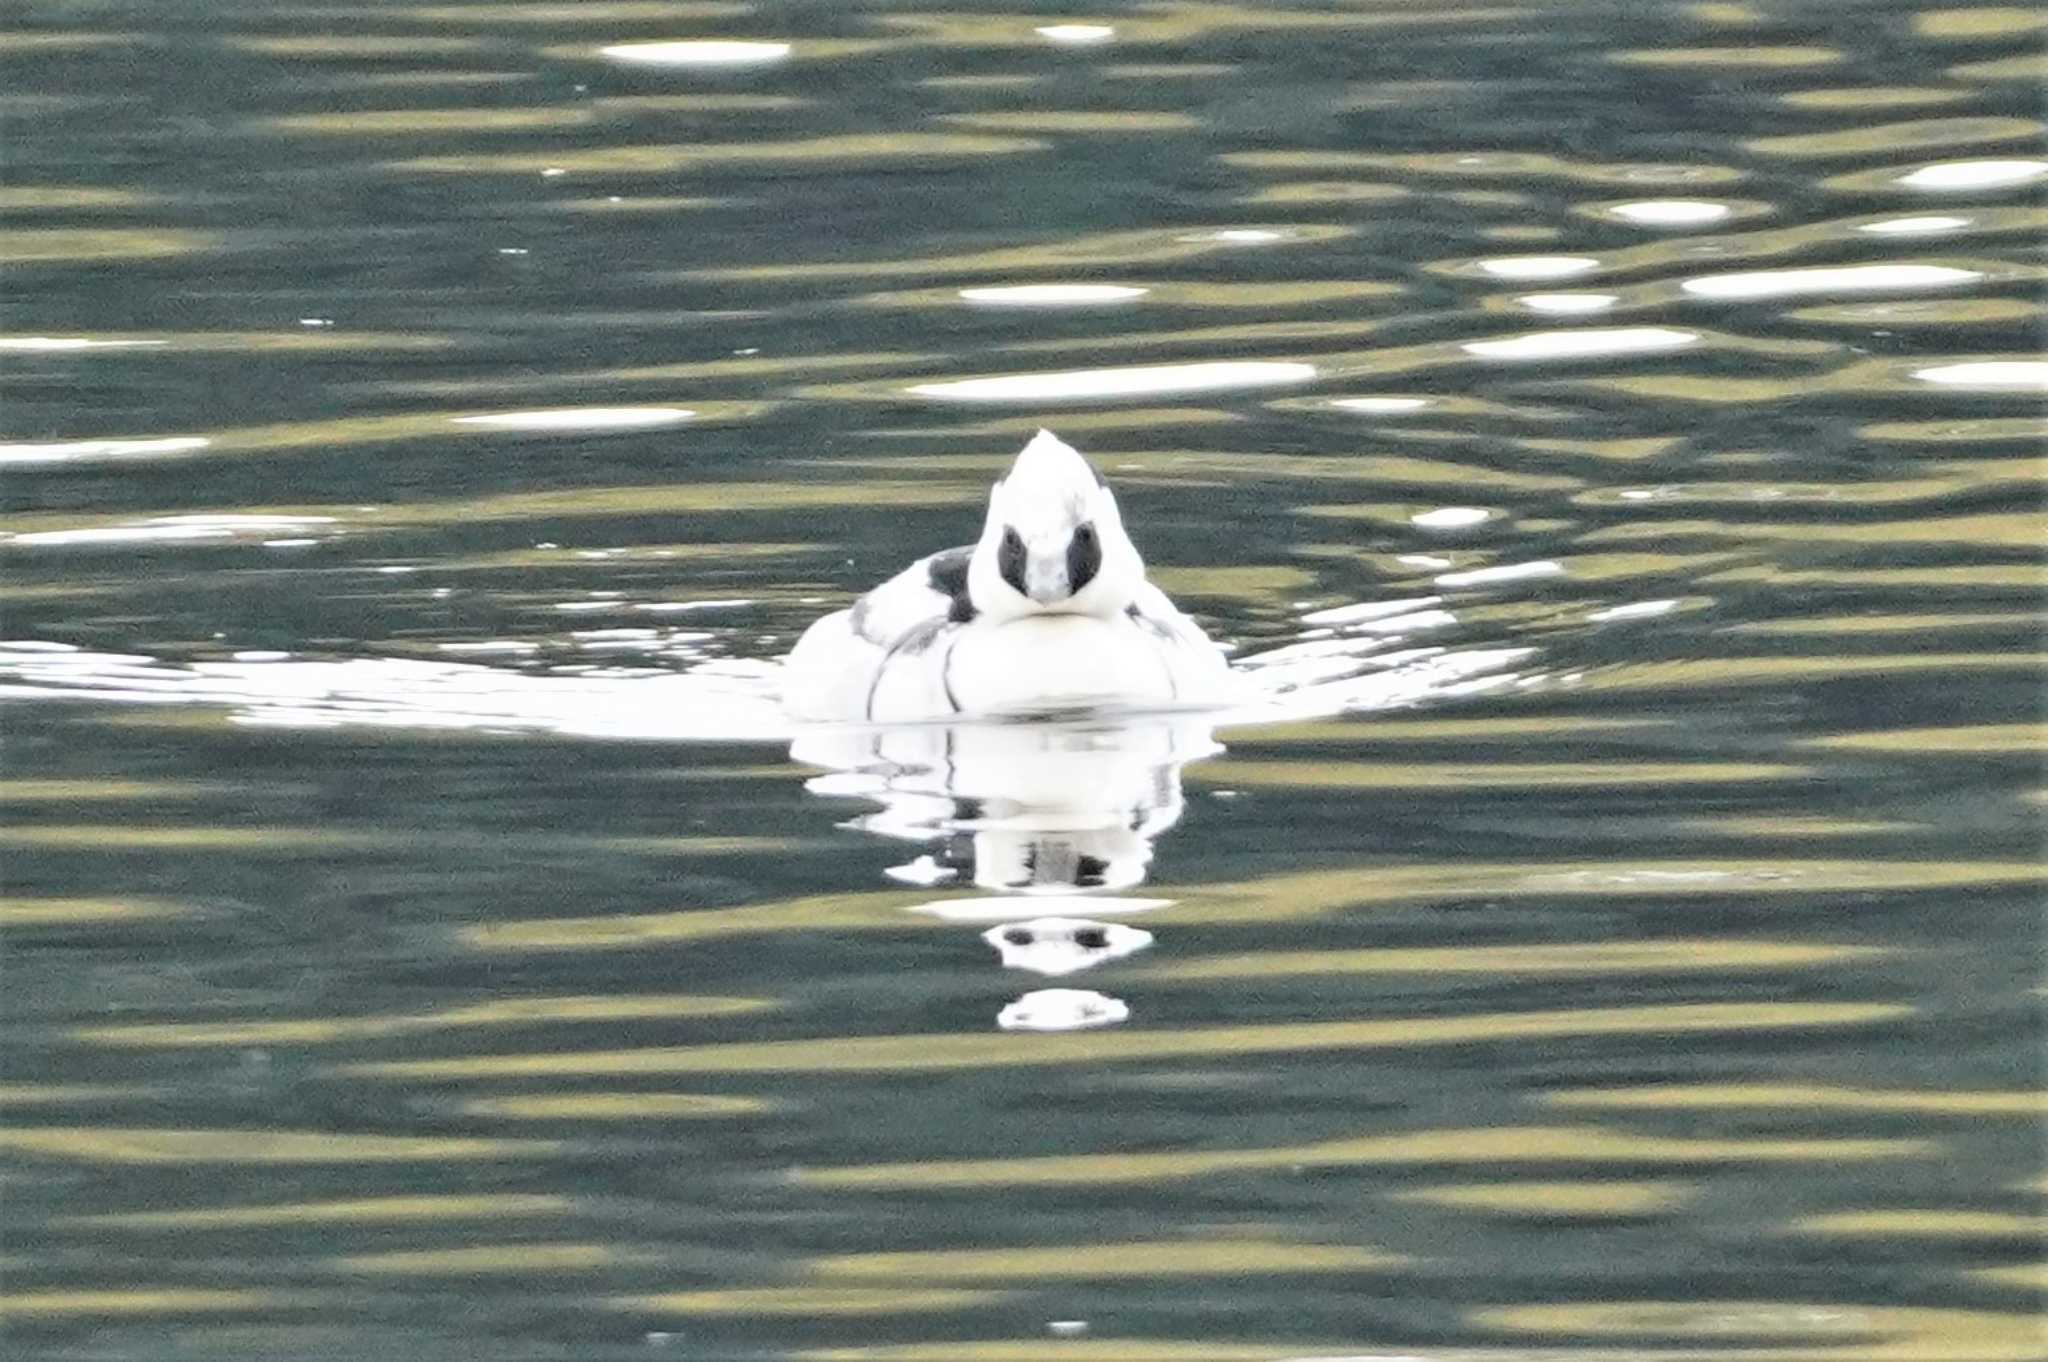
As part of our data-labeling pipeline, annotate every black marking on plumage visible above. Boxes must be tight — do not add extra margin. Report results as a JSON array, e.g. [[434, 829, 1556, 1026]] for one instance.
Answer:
[[889, 617, 948, 657], [849, 547, 973, 648], [1125, 603, 1182, 700], [1075, 853, 1110, 887], [924, 545, 977, 623], [863, 616, 953, 719], [1066, 522, 1100, 596], [939, 631, 963, 713], [997, 527, 1027, 597], [1125, 602, 1179, 642]]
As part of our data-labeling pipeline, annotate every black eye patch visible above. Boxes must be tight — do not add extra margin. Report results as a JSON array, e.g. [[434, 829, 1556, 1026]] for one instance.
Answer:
[[1066, 521, 1100, 595], [998, 526, 1027, 596]]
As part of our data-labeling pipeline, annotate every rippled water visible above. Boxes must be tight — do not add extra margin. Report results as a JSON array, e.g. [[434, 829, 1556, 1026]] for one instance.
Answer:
[[4, 3, 2044, 1359]]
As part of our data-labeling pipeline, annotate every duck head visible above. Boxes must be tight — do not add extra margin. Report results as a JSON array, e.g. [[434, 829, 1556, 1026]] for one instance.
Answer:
[[967, 430, 1145, 623]]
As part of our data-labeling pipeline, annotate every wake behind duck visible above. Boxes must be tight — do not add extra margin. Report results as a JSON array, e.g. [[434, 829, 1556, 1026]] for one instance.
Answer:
[[781, 430, 1235, 722]]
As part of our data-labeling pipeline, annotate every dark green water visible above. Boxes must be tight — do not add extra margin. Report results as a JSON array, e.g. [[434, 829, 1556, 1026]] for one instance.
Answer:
[[2, 2, 2044, 1359]]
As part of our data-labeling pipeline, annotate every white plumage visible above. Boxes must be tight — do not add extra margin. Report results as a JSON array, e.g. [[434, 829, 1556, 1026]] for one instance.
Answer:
[[782, 430, 1233, 722]]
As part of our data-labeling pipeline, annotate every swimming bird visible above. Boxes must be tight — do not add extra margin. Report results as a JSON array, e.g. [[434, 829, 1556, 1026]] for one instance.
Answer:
[[782, 430, 1233, 721]]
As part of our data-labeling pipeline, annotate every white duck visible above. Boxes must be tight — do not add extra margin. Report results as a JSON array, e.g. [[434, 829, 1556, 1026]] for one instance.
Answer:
[[782, 430, 1233, 721]]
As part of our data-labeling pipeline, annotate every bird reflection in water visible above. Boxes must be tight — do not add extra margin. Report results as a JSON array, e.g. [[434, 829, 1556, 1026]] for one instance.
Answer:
[[791, 711, 1218, 1031], [983, 917, 1153, 977]]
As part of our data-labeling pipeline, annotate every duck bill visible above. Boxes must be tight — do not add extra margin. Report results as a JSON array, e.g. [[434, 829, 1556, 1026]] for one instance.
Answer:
[[1024, 552, 1071, 605]]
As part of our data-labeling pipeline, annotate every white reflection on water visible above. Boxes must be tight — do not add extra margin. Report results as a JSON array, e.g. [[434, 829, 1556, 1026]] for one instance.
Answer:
[[1300, 596, 1443, 626], [1857, 215, 1971, 236], [1588, 599, 1680, 623], [1411, 507, 1491, 529], [1229, 638, 1529, 720], [1180, 228, 1292, 244], [958, 284, 1148, 307], [1608, 199, 1733, 226], [998, 988, 1129, 1032], [451, 407, 695, 431], [1478, 255, 1600, 280], [1463, 327, 1697, 361], [984, 917, 1153, 977], [637, 599, 755, 614], [884, 855, 956, 887], [438, 641, 542, 655], [1036, 24, 1115, 45], [0, 644, 790, 738], [1330, 396, 1432, 412], [1913, 360, 2048, 390], [1896, 158, 2048, 191], [908, 360, 1317, 402], [1682, 264, 1979, 300], [3, 513, 333, 546], [0, 336, 167, 351], [598, 41, 791, 67], [795, 714, 1217, 893], [1517, 292, 1618, 314], [0, 436, 210, 466]]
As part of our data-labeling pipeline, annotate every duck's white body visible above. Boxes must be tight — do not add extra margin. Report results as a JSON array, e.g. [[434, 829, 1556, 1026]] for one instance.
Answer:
[[782, 431, 1233, 722]]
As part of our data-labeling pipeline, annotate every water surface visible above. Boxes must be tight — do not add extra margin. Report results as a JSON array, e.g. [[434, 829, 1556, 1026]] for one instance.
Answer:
[[3, 2, 2044, 1359]]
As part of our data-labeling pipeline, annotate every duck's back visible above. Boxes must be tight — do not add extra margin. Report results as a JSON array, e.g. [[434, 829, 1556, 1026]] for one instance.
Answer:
[[781, 547, 970, 720]]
